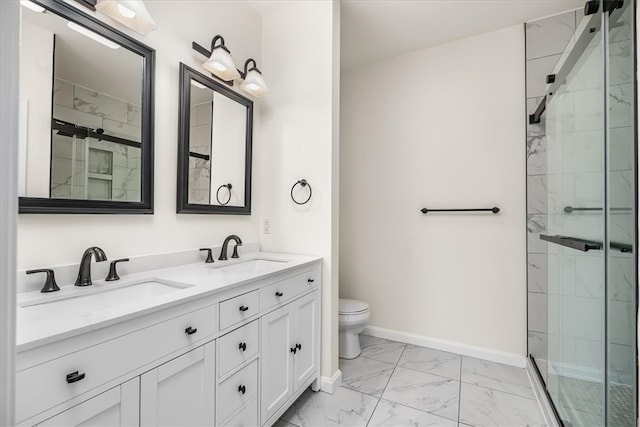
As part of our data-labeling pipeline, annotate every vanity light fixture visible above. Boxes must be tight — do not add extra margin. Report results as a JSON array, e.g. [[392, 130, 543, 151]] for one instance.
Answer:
[[91, 0, 157, 35], [67, 22, 120, 49], [20, 0, 45, 13], [200, 35, 241, 82], [239, 59, 269, 97]]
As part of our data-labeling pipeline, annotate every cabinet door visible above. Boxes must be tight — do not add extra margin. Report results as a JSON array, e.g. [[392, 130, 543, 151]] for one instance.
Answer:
[[260, 304, 294, 424], [292, 292, 319, 390], [140, 342, 215, 427], [37, 378, 139, 427]]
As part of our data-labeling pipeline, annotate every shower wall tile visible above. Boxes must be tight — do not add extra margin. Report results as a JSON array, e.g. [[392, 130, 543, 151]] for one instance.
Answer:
[[574, 89, 603, 131], [609, 40, 633, 86], [610, 300, 634, 346], [103, 118, 141, 142], [50, 183, 71, 198], [53, 104, 103, 129], [527, 134, 547, 175], [528, 253, 548, 293], [561, 131, 603, 173], [609, 83, 634, 128], [525, 11, 575, 60], [74, 86, 128, 123], [576, 338, 603, 373], [610, 126, 634, 171], [53, 79, 74, 108], [526, 54, 562, 98], [527, 214, 547, 254], [528, 292, 547, 333], [528, 331, 548, 359], [127, 103, 141, 127], [50, 157, 72, 185], [527, 175, 547, 214], [610, 254, 634, 302], [561, 296, 603, 341], [610, 344, 635, 385], [51, 134, 73, 160], [574, 255, 604, 298], [195, 102, 213, 126]]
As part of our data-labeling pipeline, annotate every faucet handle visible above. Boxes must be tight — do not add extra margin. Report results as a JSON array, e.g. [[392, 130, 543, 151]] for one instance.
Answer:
[[105, 258, 129, 282], [199, 248, 214, 263], [231, 244, 240, 259], [26, 269, 60, 293]]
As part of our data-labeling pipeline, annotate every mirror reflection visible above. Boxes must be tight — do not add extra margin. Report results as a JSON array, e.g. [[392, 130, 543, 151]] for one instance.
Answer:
[[19, 4, 144, 202], [188, 80, 247, 206]]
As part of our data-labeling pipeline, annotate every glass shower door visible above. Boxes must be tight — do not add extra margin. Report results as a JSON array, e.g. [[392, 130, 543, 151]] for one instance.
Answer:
[[545, 5, 606, 425], [606, 0, 636, 425]]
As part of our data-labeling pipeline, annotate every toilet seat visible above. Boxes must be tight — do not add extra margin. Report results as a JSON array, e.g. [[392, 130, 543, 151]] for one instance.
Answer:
[[339, 298, 369, 314]]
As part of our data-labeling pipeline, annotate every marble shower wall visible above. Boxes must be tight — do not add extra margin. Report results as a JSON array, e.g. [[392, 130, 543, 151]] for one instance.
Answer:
[[188, 101, 213, 204], [50, 78, 141, 201], [526, 9, 635, 388], [525, 10, 579, 379]]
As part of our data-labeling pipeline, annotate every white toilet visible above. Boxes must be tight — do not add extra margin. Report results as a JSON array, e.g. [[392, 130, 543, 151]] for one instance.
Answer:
[[338, 298, 370, 359]]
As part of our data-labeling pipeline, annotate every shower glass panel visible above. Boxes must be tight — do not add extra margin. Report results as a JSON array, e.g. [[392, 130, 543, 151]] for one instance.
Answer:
[[606, 1, 636, 426], [540, 2, 637, 426], [545, 7, 606, 424]]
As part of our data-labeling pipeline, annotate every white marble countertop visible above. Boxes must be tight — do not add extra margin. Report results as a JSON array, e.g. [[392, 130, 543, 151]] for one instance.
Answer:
[[16, 252, 322, 352]]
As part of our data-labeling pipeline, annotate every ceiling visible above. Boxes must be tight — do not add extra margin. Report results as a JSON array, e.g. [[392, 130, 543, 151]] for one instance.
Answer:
[[341, 0, 584, 70], [247, 0, 584, 70]]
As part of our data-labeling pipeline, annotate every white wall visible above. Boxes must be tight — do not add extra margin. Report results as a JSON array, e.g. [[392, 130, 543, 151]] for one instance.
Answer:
[[259, 0, 341, 382], [17, 0, 263, 269], [340, 25, 527, 358]]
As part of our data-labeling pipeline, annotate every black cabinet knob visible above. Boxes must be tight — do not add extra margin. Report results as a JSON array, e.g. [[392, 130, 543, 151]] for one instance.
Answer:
[[239, 342, 247, 351], [66, 371, 86, 384], [290, 346, 297, 354], [308, 278, 314, 283], [185, 326, 198, 335], [296, 343, 302, 351], [275, 291, 283, 297], [239, 305, 249, 312], [238, 385, 246, 394]]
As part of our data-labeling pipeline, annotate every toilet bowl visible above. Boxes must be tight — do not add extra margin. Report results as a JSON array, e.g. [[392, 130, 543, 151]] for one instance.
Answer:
[[338, 298, 370, 359]]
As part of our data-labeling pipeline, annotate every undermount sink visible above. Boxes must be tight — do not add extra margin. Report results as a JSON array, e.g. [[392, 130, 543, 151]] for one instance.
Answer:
[[19, 279, 192, 311], [214, 259, 287, 273]]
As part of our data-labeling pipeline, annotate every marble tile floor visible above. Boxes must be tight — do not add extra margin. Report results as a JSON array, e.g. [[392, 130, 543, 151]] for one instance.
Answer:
[[278, 335, 546, 427]]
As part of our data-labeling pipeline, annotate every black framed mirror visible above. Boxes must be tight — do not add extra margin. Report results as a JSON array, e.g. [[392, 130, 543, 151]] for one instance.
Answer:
[[177, 63, 253, 214], [18, 0, 155, 214]]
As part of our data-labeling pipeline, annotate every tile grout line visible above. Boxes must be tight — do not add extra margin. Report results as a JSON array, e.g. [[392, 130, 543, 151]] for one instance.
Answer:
[[364, 344, 407, 427], [457, 355, 463, 424]]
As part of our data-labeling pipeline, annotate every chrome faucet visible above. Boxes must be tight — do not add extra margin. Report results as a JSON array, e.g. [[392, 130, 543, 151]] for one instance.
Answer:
[[219, 235, 242, 261], [75, 247, 107, 286]]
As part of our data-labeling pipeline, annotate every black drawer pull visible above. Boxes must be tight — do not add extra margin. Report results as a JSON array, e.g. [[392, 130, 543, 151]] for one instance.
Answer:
[[66, 371, 86, 384], [185, 326, 198, 335], [275, 291, 283, 297], [296, 343, 302, 351], [290, 346, 297, 354], [239, 305, 249, 312], [308, 278, 315, 283], [239, 342, 247, 351], [238, 385, 246, 394]]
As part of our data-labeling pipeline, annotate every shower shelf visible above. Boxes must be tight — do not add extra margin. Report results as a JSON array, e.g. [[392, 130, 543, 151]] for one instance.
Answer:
[[540, 234, 632, 253]]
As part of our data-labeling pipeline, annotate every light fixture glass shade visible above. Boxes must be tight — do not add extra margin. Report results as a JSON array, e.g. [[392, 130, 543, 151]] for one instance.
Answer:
[[203, 48, 241, 81], [240, 69, 270, 97], [95, 0, 157, 35]]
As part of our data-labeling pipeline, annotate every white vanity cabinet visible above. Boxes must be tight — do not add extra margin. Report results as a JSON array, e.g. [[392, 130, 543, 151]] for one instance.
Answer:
[[140, 342, 215, 426], [17, 259, 322, 427], [36, 378, 139, 427], [261, 291, 320, 425]]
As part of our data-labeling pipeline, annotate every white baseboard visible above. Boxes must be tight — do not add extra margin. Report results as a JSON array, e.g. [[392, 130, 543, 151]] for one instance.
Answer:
[[364, 326, 527, 368], [320, 369, 342, 393]]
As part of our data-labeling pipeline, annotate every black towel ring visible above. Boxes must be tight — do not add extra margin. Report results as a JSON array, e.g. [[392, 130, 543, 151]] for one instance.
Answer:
[[216, 183, 232, 205], [291, 179, 312, 205]]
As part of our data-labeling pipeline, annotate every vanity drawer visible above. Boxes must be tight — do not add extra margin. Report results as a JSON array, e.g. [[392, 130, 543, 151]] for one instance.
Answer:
[[16, 304, 217, 422], [219, 290, 259, 331], [218, 320, 259, 378], [216, 359, 258, 423], [221, 398, 258, 427], [261, 268, 320, 311]]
